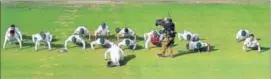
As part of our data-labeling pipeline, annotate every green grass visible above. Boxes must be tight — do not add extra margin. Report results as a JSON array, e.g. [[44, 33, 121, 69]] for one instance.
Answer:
[[1, 2, 270, 79]]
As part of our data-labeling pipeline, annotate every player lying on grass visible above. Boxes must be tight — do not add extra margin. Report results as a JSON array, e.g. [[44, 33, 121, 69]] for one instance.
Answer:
[[243, 34, 261, 52], [73, 26, 91, 40], [94, 22, 110, 40], [177, 30, 199, 41], [115, 27, 136, 42], [90, 38, 113, 50], [3, 25, 23, 49], [64, 34, 86, 50], [118, 38, 137, 50], [104, 43, 125, 67], [144, 30, 164, 49], [32, 31, 52, 51], [186, 40, 211, 53], [236, 29, 250, 42]]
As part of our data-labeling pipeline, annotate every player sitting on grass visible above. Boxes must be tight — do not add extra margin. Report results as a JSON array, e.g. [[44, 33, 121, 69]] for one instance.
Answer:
[[104, 43, 125, 67], [32, 31, 53, 51], [94, 22, 110, 40], [236, 29, 250, 42], [3, 25, 23, 49], [177, 30, 200, 41], [116, 27, 136, 42], [90, 38, 113, 50], [118, 38, 137, 50], [64, 34, 86, 50], [243, 34, 261, 53], [144, 30, 164, 49], [73, 26, 91, 40], [186, 40, 211, 53]]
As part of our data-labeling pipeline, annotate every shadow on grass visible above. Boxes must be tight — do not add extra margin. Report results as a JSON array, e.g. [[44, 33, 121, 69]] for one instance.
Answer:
[[22, 34, 32, 41], [51, 36, 60, 42], [173, 46, 219, 58], [120, 55, 136, 66], [21, 42, 34, 49], [261, 47, 270, 53], [136, 35, 145, 42], [135, 45, 144, 50]]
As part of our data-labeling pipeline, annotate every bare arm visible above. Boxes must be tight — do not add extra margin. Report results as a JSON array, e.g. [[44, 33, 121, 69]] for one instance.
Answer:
[[117, 34, 120, 42]]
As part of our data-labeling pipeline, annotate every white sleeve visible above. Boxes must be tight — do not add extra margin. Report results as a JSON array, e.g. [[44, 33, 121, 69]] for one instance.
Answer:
[[5, 28, 10, 37], [15, 28, 23, 41], [118, 29, 124, 35], [118, 40, 125, 47], [73, 27, 79, 34], [83, 27, 89, 34], [64, 36, 72, 49], [129, 29, 135, 35], [32, 34, 37, 43], [145, 36, 151, 49], [90, 40, 99, 50], [177, 33, 182, 40], [119, 48, 125, 60], [104, 49, 110, 60], [133, 43, 137, 50], [236, 31, 240, 40]]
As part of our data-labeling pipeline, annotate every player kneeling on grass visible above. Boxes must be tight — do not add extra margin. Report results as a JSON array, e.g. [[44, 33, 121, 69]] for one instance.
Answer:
[[90, 38, 113, 50], [64, 34, 86, 50], [32, 31, 52, 51], [3, 25, 23, 49], [94, 22, 110, 39], [144, 30, 164, 49], [177, 30, 199, 41], [73, 26, 91, 40], [243, 34, 261, 53], [118, 38, 137, 50], [236, 29, 250, 42], [186, 40, 211, 53], [116, 27, 136, 42], [104, 43, 125, 67]]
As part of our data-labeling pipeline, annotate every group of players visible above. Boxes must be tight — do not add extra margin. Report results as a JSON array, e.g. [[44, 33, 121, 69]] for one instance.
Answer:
[[2, 17, 262, 67]]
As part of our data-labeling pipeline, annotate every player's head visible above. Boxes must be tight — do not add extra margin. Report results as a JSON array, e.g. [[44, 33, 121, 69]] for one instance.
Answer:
[[72, 36, 77, 43], [241, 30, 247, 37], [124, 28, 129, 34], [10, 24, 16, 30], [101, 22, 106, 29], [115, 27, 121, 33], [9, 30, 15, 37], [107, 61, 115, 67], [79, 28, 84, 35], [187, 34, 192, 41]]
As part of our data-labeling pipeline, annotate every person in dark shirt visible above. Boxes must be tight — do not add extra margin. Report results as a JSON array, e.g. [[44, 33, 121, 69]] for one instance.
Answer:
[[156, 17, 176, 58]]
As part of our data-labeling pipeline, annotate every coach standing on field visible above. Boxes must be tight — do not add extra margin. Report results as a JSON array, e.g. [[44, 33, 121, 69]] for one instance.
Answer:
[[156, 17, 176, 58]]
